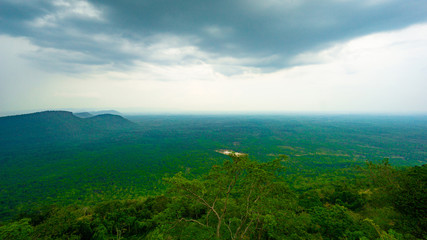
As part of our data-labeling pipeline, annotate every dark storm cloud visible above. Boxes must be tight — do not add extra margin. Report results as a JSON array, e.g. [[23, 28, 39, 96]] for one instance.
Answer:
[[1, 0, 427, 72], [0, 0, 138, 69]]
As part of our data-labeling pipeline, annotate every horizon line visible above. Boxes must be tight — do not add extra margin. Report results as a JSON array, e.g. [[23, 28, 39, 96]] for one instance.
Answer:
[[1, 109, 427, 117]]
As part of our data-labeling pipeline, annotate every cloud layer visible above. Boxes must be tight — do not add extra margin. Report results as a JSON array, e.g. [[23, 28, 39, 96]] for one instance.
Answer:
[[1, 0, 427, 114], [2, 0, 427, 73]]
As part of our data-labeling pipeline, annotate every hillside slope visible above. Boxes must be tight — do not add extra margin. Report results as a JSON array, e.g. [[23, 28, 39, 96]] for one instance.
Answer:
[[0, 111, 137, 150]]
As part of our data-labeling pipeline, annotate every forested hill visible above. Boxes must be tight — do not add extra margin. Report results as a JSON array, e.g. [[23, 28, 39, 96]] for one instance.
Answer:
[[0, 111, 137, 150]]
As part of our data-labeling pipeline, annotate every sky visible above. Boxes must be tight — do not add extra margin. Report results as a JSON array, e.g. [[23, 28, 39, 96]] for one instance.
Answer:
[[1, 0, 427, 115]]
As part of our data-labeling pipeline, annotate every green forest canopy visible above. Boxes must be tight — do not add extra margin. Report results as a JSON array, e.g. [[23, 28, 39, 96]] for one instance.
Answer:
[[1, 154, 426, 239]]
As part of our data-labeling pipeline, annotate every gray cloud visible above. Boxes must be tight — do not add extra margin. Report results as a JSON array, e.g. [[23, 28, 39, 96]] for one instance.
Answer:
[[1, 0, 427, 73]]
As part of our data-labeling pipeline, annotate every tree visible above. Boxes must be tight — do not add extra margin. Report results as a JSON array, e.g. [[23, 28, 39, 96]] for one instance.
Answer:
[[0, 218, 33, 240], [392, 165, 427, 238], [310, 205, 353, 240], [165, 153, 294, 239], [361, 158, 400, 190], [361, 161, 426, 238]]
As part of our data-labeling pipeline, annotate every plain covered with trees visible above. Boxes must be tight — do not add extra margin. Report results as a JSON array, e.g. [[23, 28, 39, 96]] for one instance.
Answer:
[[1, 154, 426, 239]]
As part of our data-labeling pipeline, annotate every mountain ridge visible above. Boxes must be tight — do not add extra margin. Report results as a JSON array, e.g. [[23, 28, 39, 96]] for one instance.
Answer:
[[0, 110, 137, 151]]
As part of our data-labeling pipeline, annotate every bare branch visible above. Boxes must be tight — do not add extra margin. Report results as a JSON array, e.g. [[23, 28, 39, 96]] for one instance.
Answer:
[[241, 217, 255, 239], [178, 218, 207, 227], [180, 185, 221, 221], [225, 220, 235, 240]]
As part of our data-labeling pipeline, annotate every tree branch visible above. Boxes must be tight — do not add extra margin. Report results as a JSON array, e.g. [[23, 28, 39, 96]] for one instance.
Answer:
[[178, 218, 207, 227]]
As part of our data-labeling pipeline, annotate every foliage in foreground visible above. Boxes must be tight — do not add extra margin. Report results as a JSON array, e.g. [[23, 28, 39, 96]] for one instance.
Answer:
[[1, 155, 426, 239]]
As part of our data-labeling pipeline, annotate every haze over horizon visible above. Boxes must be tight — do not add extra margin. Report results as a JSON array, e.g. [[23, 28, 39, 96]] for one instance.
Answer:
[[1, 0, 427, 115]]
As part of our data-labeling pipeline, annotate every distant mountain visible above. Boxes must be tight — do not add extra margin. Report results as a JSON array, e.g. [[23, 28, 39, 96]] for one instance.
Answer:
[[74, 112, 94, 118], [87, 114, 137, 130], [89, 110, 122, 116], [0, 111, 137, 150]]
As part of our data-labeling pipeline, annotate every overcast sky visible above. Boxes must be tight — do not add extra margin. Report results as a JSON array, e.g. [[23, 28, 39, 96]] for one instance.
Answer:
[[1, 0, 427, 115]]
